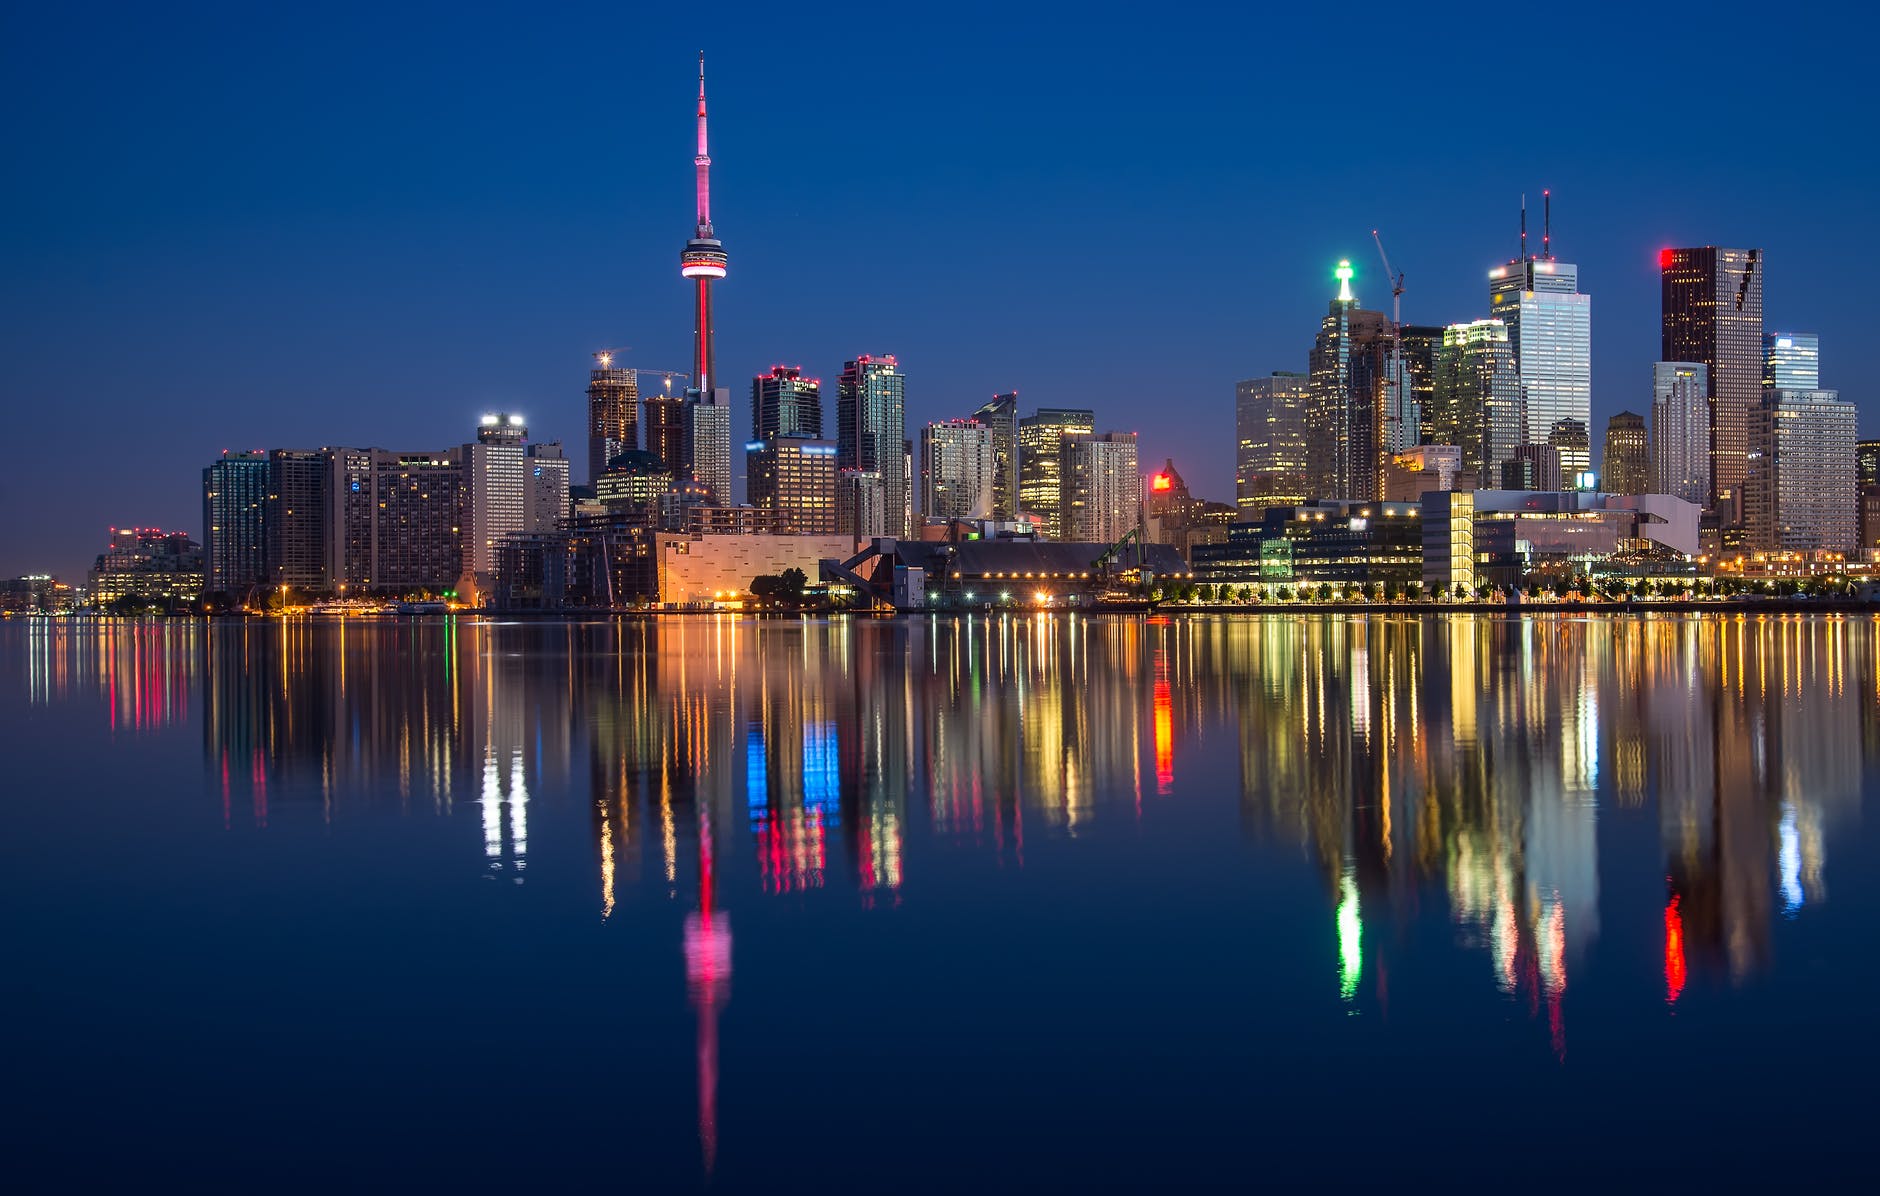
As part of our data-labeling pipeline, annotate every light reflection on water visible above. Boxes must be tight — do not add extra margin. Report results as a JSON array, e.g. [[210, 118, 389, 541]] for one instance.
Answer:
[[7, 612, 1878, 1187]]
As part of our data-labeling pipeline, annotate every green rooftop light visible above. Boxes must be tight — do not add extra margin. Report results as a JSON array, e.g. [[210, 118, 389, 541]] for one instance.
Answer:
[[1335, 259, 1355, 302]]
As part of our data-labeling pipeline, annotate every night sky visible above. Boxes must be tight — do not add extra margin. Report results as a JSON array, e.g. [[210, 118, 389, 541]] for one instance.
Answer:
[[2, 1, 1868, 582]]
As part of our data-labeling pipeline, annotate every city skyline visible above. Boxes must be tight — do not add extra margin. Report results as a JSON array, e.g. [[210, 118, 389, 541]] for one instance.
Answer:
[[2, 6, 1872, 581]]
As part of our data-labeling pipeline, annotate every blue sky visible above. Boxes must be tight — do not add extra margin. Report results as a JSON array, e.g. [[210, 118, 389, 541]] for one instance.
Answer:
[[2, 0, 1868, 579]]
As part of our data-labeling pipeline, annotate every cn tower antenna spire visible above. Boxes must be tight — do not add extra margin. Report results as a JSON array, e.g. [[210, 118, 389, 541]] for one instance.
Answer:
[[694, 51, 711, 235]]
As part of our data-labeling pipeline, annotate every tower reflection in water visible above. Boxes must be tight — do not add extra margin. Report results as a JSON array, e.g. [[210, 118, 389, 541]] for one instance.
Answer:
[[28, 611, 1870, 1170]]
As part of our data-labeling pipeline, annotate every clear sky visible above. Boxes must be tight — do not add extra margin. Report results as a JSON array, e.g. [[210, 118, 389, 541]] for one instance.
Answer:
[[2, 0, 1869, 581]]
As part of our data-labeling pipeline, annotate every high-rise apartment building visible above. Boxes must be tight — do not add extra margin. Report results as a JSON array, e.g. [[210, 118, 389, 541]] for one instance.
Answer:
[[1548, 418, 1591, 488], [1430, 320, 1522, 487], [1306, 261, 1390, 500], [747, 437, 838, 534], [1661, 247, 1763, 512], [1018, 407, 1094, 537], [1744, 388, 1858, 553], [970, 392, 1020, 521], [202, 450, 268, 594], [644, 391, 686, 477], [837, 469, 887, 540], [685, 389, 734, 506], [267, 449, 333, 590], [526, 442, 570, 532], [837, 356, 908, 538], [1763, 332, 1819, 390], [1489, 248, 1591, 450], [919, 420, 996, 522], [1859, 440, 1880, 556], [752, 365, 822, 441], [1235, 371, 1310, 514], [1060, 431, 1140, 544], [370, 449, 466, 591], [586, 355, 638, 485], [1398, 324, 1445, 441], [466, 414, 528, 587], [1652, 363, 1711, 506], [1601, 412, 1650, 496]]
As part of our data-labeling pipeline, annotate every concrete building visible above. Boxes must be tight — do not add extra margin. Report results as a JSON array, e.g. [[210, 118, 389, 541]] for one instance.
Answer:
[[267, 449, 333, 591], [586, 356, 638, 485], [526, 441, 570, 532], [1017, 407, 1093, 537], [89, 528, 204, 606], [685, 388, 734, 506], [1381, 445, 1464, 501], [369, 449, 466, 592], [837, 469, 887, 541], [1744, 389, 1858, 553], [1549, 418, 1591, 487], [919, 420, 996, 522], [1235, 371, 1311, 513], [747, 437, 838, 534], [1602, 412, 1650, 495], [970, 392, 1020, 521], [1060, 431, 1140, 544], [1505, 443, 1563, 491], [654, 533, 850, 606], [1652, 363, 1711, 506], [466, 414, 529, 592]]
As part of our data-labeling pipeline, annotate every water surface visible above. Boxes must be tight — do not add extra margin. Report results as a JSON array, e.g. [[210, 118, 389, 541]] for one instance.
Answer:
[[5, 614, 1876, 1188]]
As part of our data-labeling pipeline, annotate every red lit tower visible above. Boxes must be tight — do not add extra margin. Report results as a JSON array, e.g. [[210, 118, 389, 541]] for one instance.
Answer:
[[680, 53, 727, 395]]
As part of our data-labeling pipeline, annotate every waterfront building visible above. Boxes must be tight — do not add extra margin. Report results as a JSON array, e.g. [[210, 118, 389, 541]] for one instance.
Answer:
[[837, 356, 908, 538], [837, 469, 887, 540], [1763, 332, 1819, 390], [1430, 320, 1523, 487], [752, 365, 822, 441], [970, 392, 1020, 521], [919, 420, 996, 522], [685, 388, 734, 506], [586, 355, 638, 485], [526, 441, 570, 532], [202, 450, 268, 594], [1602, 412, 1650, 496], [369, 448, 467, 592], [1744, 389, 1858, 553], [1652, 363, 1711, 506], [466, 414, 529, 590], [1549, 418, 1591, 487], [1488, 219, 1592, 449], [1661, 247, 1763, 513], [1059, 431, 1140, 545], [655, 533, 852, 606], [268, 449, 333, 590], [595, 450, 674, 515], [747, 437, 839, 534], [1236, 371, 1311, 514], [0, 574, 75, 614], [1018, 407, 1094, 537], [88, 528, 204, 605], [1193, 500, 1425, 589]]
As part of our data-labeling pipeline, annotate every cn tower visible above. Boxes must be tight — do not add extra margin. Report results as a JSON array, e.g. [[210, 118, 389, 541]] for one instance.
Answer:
[[680, 52, 727, 395]]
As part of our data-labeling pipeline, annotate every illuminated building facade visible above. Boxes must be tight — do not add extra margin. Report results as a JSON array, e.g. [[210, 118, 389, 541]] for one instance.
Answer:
[[1193, 500, 1424, 587], [684, 389, 734, 506], [467, 414, 528, 588], [1380, 444, 1464, 501], [970, 392, 1020, 521], [1652, 362, 1711, 506], [752, 366, 822, 441], [1763, 332, 1819, 390], [1744, 388, 1858, 553], [1018, 407, 1093, 537], [836, 356, 907, 538], [837, 469, 887, 540], [747, 438, 838, 534], [268, 449, 333, 590], [1503, 442, 1562, 492], [1861, 440, 1880, 556], [1548, 418, 1591, 487], [88, 528, 204, 605], [1306, 260, 1390, 500], [1661, 246, 1763, 514], [587, 357, 638, 485], [644, 392, 686, 477], [1059, 431, 1140, 544], [1236, 371, 1310, 513], [1431, 319, 1523, 487], [370, 449, 466, 591], [918, 419, 996, 522], [595, 450, 675, 514], [680, 55, 727, 398], [1488, 251, 1592, 451], [1602, 412, 1650, 495], [202, 450, 268, 594]]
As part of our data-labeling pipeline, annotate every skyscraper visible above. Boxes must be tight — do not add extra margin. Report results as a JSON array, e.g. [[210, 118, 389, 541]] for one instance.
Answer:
[[752, 366, 822, 441], [685, 389, 734, 506], [1548, 418, 1590, 488], [969, 392, 1020, 521], [467, 414, 529, 593], [1431, 320, 1523, 487], [1652, 363, 1711, 507], [1488, 197, 1592, 450], [680, 54, 727, 396], [747, 438, 838, 534], [1017, 407, 1094, 537], [1306, 260, 1390, 500], [268, 449, 333, 590], [1661, 247, 1763, 513], [1602, 412, 1650, 496], [836, 355, 908, 538], [1235, 371, 1310, 514], [202, 450, 268, 595], [1744, 388, 1858, 553], [918, 420, 996, 522], [526, 442, 570, 532], [1060, 432, 1141, 544], [1763, 332, 1820, 390], [644, 388, 686, 477], [587, 354, 638, 485], [1859, 440, 1880, 556], [837, 469, 887, 540]]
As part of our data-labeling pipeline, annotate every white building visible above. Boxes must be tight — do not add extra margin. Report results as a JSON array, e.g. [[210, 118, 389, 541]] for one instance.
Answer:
[[919, 419, 996, 522], [1489, 256, 1592, 450], [1652, 363, 1710, 506], [1060, 431, 1140, 544]]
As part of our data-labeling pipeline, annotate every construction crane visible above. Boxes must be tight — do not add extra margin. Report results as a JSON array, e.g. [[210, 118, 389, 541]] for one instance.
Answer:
[[592, 348, 694, 393], [1372, 230, 1409, 444]]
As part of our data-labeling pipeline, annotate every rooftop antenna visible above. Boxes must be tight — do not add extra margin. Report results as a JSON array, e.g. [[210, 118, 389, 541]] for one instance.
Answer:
[[1543, 189, 1552, 260], [1520, 194, 1527, 260]]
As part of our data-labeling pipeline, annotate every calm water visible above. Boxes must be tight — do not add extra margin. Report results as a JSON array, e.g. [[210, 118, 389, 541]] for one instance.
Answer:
[[4, 614, 1877, 1188]]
